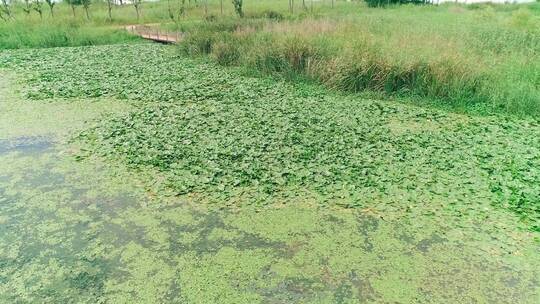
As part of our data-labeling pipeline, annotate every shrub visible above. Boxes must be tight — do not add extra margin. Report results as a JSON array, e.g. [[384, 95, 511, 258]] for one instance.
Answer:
[[212, 39, 241, 65], [365, 0, 428, 7], [205, 14, 218, 22], [232, 0, 243, 18], [509, 8, 537, 30], [261, 10, 284, 21], [180, 30, 215, 55]]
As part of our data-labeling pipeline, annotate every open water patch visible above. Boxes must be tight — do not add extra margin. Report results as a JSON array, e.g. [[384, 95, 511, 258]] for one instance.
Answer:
[[0, 136, 53, 155]]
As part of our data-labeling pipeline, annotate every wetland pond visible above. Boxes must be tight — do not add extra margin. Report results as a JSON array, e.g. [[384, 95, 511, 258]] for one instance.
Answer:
[[0, 52, 539, 303]]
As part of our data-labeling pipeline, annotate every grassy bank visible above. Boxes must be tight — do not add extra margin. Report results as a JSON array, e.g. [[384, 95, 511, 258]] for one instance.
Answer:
[[177, 3, 540, 116], [0, 2, 149, 49], [0, 20, 139, 49]]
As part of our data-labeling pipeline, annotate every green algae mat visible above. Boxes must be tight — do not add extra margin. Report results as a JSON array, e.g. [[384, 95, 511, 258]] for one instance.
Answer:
[[0, 44, 539, 303]]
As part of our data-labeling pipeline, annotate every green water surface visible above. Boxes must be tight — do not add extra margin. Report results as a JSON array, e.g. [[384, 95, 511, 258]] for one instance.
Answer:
[[0, 63, 538, 303]]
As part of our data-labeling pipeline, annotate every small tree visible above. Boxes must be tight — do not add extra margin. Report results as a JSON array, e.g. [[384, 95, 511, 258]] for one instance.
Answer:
[[232, 0, 243, 17], [45, 0, 55, 17], [66, 0, 81, 17], [23, 0, 32, 16], [81, 0, 91, 20], [33, 0, 44, 19], [365, 0, 427, 7], [106, 0, 114, 21], [133, 0, 142, 21], [167, 0, 175, 22], [178, 0, 186, 19], [0, 0, 13, 21]]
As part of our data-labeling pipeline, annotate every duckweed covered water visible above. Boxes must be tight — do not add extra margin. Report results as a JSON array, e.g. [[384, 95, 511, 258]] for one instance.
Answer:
[[0, 46, 539, 303], [1, 136, 538, 303]]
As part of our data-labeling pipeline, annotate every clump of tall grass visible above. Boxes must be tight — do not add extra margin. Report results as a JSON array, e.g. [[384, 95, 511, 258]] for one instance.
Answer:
[[178, 4, 540, 116]]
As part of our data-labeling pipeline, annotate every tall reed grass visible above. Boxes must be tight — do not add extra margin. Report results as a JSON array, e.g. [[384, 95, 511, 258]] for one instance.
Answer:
[[178, 3, 540, 116]]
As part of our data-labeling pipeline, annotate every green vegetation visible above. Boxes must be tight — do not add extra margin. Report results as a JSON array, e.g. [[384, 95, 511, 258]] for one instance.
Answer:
[[0, 0, 287, 50], [0, 1, 149, 49], [0, 63, 539, 303], [177, 3, 540, 116], [1, 1, 539, 302], [1, 43, 538, 232], [0, 20, 137, 49], [2, 1, 539, 115]]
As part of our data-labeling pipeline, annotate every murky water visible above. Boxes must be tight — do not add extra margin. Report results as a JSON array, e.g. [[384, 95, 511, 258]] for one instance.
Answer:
[[0, 136, 53, 155], [0, 73, 538, 303], [1, 137, 538, 303]]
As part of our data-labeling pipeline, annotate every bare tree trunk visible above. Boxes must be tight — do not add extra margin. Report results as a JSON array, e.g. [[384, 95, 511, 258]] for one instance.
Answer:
[[220, 0, 223, 15], [0, 0, 12, 19], [71, 5, 75, 17], [108, 1, 113, 20]]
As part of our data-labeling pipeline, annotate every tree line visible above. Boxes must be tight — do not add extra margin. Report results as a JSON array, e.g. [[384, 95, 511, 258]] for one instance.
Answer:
[[0, 0, 247, 22]]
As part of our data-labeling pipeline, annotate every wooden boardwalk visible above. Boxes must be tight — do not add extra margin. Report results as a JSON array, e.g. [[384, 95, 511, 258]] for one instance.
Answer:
[[126, 25, 182, 44]]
